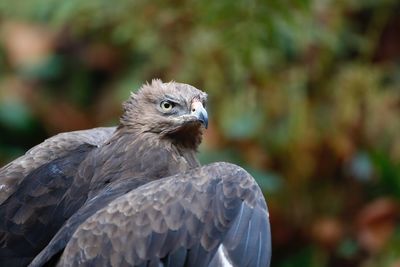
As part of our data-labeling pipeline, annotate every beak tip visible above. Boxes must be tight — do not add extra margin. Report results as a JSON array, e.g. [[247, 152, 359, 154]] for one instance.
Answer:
[[199, 113, 208, 129], [190, 101, 208, 129]]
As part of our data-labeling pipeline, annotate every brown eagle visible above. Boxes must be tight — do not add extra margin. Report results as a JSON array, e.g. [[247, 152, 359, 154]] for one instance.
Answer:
[[0, 79, 271, 267]]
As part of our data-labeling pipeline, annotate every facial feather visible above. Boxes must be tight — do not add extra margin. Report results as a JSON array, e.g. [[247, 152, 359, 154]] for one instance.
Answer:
[[119, 79, 208, 149]]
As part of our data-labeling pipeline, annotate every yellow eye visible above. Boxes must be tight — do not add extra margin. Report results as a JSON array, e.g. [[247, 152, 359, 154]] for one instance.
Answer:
[[160, 101, 174, 111]]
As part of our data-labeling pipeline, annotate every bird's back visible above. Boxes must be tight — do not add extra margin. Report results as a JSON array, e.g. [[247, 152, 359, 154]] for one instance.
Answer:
[[0, 127, 116, 204]]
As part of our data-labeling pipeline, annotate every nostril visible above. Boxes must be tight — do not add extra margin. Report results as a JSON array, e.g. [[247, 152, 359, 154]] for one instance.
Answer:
[[192, 109, 196, 112]]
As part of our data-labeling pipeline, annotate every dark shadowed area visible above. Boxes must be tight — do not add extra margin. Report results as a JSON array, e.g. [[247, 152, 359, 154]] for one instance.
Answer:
[[0, 1, 399, 266]]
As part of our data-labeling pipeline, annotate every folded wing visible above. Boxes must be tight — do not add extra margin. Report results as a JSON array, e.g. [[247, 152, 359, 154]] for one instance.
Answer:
[[40, 162, 271, 267], [0, 127, 115, 266], [0, 127, 115, 204]]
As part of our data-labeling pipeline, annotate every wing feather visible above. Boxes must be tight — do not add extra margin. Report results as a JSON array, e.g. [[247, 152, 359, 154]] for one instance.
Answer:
[[35, 162, 271, 267], [0, 143, 96, 266], [0, 127, 115, 204]]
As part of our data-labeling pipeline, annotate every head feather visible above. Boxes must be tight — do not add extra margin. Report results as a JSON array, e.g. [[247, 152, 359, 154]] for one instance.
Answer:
[[118, 79, 207, 149]]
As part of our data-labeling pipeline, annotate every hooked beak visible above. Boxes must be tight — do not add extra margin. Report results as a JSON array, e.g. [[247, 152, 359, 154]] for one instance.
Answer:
[[190, 100, 208, 129]]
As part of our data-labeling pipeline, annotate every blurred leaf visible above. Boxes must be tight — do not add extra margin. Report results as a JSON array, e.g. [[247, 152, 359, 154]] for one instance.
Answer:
[[278, 245, 325, 267], [348, 151, 374, 182], [371, 151, 400, 198], [219, 91, 265, 139], [0, 100, 33, 130], [198, 148, 242, 166], [337, 238, 359, 259], [19, 55, 63, 80], [245, 166, 283, 194]]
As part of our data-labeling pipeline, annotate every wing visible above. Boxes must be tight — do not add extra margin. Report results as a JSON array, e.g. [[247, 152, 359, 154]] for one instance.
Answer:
[[0, 143, 96, 267], [42, 162, 271, 267], [29, 178, 150, 267], [0, 127, 115, 204], [0, 127, 115, 266]]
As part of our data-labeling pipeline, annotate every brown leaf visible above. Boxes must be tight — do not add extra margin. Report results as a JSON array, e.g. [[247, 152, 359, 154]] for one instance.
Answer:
[[311, 217, 343, 250], [2, 21, 55, 68], [356, 198, 399, 253]]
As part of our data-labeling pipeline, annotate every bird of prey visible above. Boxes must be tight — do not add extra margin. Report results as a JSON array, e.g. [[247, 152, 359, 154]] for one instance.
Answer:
[[0, 79, 271, 267]]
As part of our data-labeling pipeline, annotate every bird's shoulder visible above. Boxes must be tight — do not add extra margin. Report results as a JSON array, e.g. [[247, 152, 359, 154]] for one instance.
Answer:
[[0, 127, 115, 205]]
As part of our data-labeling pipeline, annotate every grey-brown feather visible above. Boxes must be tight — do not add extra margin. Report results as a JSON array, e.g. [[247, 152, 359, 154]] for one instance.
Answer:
[[45, 163, 270, 267], [0, 127, 115, 204]]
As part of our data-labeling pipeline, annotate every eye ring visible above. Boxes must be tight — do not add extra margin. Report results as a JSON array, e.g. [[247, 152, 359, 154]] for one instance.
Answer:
[[160, 100, 174, 112]]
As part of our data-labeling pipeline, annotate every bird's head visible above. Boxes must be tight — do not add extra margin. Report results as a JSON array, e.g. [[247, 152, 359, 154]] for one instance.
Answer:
[[120, 79, 208, 149]]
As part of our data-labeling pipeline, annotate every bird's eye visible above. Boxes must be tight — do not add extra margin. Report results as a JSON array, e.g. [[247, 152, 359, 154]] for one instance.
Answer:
[[160, 101, 174, 111]]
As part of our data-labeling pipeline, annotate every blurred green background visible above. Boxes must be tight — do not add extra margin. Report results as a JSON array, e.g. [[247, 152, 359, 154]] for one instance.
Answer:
[[0, 0, 400, 266]]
